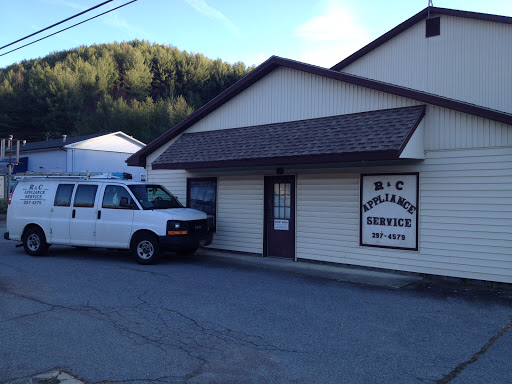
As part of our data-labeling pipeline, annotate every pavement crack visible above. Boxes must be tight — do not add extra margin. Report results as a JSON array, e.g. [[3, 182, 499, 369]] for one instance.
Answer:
[[436, 315, 512, 384], [159, 307, 306, 355], [119, 266, 174, 280], [0, 290, 77, 324], [2, 290, 64, 310], [92, 375, 181, 383], [0, 290, 178, 358], [0, 307, 57, 323], [86, 303, 209, 363], [1, 281, 304, 383]]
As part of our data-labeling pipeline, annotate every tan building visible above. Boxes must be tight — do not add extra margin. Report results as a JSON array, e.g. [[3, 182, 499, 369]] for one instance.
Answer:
[[128, 7, 512, 283]]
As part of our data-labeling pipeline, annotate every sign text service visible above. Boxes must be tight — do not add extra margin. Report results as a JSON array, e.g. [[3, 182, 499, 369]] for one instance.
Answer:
[[360, 173, 419, 251]]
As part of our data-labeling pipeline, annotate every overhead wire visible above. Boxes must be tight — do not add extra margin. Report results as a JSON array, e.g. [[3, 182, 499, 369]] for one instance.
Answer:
[[0, 0, 115, 51], [0, 0, 139, 57]]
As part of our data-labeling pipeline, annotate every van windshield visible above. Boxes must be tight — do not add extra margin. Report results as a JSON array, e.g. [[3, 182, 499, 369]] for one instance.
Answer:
[[128, 185, 183, 210]]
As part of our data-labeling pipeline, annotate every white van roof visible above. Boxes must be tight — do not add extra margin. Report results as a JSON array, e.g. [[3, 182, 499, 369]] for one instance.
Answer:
[[14, 171, 134, 181]]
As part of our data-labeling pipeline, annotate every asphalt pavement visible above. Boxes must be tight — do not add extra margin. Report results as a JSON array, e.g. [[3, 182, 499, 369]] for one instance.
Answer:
[[1, 217, 512, 384]]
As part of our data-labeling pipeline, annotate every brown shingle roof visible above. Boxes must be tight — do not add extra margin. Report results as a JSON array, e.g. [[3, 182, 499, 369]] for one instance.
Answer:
[[152, 105, 425, 170]]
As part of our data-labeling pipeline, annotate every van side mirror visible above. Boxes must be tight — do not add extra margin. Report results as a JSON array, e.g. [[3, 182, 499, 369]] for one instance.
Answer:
[[119, 197, 135, 209]]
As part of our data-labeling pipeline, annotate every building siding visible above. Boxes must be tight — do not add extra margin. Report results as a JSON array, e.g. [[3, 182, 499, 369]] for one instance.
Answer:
[[67, 149, 145, 179], [148, 170, 264, 254], [24, 150, 67, 173], [341, 15, 512, 114], [147, 147, 512, 283], [187, 67, 419, 134], [296, 147, 512, 283], [143, 50, 512, 283], [147, 169, 188, 203], [182, 67, 511, 151], [214, 176, 263, 254]]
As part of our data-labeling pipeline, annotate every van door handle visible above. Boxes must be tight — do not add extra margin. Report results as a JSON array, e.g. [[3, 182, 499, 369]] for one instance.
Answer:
[[72, 209, 76, 219], [97, 210, 101, 220]]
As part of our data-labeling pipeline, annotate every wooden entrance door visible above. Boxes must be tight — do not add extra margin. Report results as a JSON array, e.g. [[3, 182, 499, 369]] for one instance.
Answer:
[[264, 175, 295, 259]]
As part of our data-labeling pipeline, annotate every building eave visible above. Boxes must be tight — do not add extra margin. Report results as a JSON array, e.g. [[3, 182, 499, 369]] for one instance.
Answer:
[[152, 151, 401, 170]]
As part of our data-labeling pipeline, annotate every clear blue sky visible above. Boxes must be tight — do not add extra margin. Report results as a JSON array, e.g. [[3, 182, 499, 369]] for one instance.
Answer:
[[1, 0, 511, 69]]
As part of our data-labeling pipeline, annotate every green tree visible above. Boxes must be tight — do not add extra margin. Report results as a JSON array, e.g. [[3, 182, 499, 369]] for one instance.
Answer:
[[0, 40, 253, 143]]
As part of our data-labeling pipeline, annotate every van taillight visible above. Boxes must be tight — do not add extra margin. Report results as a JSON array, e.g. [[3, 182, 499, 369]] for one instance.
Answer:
[[8, 192, 13, 205]]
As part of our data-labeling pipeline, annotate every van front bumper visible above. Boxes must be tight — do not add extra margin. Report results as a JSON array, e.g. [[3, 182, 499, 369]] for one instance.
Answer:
[[159, 232, 213, 250], [3, 232, 9, 240]]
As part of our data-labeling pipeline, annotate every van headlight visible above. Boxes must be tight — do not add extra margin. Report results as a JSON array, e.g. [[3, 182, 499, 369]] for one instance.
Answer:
[[167, 221, 188, 235]]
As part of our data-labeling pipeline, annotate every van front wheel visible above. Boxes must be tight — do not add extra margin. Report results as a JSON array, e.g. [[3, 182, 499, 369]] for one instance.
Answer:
[[23, 227, 49, 256], [131, 233, 160, 265]]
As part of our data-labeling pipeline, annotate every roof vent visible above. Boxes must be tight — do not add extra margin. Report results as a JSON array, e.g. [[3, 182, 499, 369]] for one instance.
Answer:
[[426, 17, 440, 38]]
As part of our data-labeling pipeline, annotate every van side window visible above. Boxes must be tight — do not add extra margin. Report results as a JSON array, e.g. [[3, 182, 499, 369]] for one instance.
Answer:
[[73, 185, 98, 208], [102, 185, 134, 209], [54, 184, 74, 207]]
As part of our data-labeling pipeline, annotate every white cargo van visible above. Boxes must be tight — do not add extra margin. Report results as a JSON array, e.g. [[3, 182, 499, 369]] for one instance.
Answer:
[[3, 172, 213, 264]]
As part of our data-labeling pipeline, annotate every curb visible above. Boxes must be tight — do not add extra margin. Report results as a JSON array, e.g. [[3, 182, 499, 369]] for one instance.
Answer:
[[196, 248, 421, 289]]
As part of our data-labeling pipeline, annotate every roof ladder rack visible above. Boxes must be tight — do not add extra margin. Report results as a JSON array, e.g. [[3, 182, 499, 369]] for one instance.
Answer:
[[14, 171, 133, 181]]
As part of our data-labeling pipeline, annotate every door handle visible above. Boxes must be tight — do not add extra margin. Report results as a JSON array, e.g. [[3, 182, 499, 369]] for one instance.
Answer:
[[72, 209, 76, 219], [97, 210, 101, 220]]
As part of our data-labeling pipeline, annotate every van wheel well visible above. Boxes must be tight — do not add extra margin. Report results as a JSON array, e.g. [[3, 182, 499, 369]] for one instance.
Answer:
[[130, 230, 159, 247], [23, 224, 45, 239], [130, 230, 160, 265], [22, 225, 49, 256]]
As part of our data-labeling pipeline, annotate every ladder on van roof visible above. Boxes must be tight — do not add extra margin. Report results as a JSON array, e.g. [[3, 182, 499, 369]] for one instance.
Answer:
[[14, 171, 133, 181]]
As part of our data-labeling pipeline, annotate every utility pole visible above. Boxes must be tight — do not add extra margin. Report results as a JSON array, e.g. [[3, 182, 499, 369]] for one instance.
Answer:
[[1, 136, 25, 198]]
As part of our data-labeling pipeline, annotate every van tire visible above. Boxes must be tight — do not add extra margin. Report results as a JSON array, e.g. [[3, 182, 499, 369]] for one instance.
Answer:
[[23, 227, 49, 257], [131, 233, 160, 265]]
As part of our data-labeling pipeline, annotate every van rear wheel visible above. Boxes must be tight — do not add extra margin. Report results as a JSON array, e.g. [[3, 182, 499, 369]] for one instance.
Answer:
[[23, 227, 49, 256], [131, 233, 160, 265]]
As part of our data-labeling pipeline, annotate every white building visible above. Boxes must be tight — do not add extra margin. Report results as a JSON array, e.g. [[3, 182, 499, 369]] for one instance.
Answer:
[[128, 7, 512, 283], [12, 132, 146, 180]]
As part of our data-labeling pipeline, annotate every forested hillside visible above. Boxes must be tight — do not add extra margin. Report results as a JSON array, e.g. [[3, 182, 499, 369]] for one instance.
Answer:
[[0, 40, 253, 143]]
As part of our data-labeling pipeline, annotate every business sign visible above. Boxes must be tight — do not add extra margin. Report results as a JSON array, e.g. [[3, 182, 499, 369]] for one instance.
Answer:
[[360, 173, 419, 251], [274, 219, 289, 231], [20, 183, 49, 205]]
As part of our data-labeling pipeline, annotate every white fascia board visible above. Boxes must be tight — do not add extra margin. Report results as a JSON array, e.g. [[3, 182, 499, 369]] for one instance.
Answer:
[[400, 119, 425, 159]]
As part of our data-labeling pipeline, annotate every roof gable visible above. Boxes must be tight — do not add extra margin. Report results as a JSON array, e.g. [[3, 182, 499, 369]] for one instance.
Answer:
[[19, 133, 104, 152], [330, 6, 512, 71], [65, 132, 145, 153], [20, 132, 144, 154], [127, 56, 512, 167]]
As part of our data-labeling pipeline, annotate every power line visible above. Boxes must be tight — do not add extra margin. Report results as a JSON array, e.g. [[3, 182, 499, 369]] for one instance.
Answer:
[[0, 0, 115, 51], [0, 0, 139, 58]]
